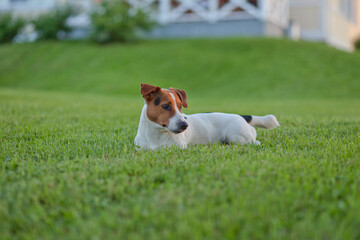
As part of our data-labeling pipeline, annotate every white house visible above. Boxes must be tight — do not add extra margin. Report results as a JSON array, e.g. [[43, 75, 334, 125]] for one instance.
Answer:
[[1, 0, 359, 51], [0, 0, 290, 37], [290, 0, 360, 51]]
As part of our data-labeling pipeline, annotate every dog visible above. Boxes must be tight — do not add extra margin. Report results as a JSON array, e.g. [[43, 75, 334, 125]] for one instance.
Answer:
[[135, 83, 280, 150]]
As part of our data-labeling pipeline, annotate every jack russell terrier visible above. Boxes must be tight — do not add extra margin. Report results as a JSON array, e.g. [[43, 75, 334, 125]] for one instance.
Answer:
[[135, 83, 280, 150]]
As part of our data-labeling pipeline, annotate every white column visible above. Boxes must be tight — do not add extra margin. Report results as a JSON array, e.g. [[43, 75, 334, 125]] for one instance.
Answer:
[[282, 0, 290, 27], [259, 0, 268, 21], [209, 0, 218, 22], [159, 0, 170, 24]]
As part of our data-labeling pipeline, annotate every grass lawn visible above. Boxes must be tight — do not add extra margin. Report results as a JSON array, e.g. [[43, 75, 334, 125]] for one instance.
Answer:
[[0, 39, 360, 239]]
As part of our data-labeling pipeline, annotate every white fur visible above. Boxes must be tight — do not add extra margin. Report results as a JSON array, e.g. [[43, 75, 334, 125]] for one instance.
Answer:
[[134, 104, 187, 150], [167, 92, 186, 133], [134, 103, 280, 150]]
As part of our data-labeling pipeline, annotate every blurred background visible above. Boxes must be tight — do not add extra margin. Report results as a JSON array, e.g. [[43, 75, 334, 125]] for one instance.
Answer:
[[0, 0, 359, 99], [1, 0, 360, 50]]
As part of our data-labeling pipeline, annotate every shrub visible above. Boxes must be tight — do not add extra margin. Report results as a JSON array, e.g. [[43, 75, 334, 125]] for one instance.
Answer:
[[354, 38, 360, 51], [32, 5, 77, 40], [0, 13, 25, 43], [90, 0, 154, 44]]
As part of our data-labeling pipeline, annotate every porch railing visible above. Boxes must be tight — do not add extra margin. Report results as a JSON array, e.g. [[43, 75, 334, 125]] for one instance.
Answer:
[[127, 0, 289, 27], [0, 0, 289, 28]]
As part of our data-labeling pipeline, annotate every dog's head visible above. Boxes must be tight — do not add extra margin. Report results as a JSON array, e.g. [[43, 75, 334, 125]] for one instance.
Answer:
[[141, 83, 188, 134]]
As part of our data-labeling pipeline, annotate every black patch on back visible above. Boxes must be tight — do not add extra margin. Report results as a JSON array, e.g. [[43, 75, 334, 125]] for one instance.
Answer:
[[240, 115, 252, 123], [221, 139, 230, 145], [154, 97, 160, 105]]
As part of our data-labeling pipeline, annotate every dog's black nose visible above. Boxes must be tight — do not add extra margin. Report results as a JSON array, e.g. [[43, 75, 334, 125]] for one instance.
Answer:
[[180, 121, 188, 130]]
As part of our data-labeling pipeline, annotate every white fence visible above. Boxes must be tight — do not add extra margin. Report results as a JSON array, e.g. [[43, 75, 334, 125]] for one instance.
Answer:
[[127, 0, 289, 27], [1, 0, 289, 28]]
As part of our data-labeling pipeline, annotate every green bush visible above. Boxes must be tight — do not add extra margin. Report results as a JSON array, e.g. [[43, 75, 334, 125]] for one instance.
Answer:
[[32, 5, 77, 40], [90, 0, 154, 44], [0, 13, 25, 43], [354, 38, 360, 51]]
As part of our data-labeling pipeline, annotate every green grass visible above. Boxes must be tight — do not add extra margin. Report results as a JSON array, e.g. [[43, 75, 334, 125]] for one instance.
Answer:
[[1, 38, 359, 98], [0, 38, 360, 239]]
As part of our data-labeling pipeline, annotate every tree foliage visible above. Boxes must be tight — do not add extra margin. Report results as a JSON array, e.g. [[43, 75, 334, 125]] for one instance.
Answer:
[[91, 0, 154, 44]]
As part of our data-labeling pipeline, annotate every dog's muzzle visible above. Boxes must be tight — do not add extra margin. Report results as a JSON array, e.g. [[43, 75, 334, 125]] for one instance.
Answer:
[[169, 120, 188, 134], [179, 121, 188, 131]]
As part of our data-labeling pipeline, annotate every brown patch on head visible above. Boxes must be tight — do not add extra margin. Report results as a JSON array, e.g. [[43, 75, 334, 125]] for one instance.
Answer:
[[169, 87, 188, 109], [140, 84, 173, 127], [146, 90, 176, 127], [140, 83, 189, 127], [141, 83, 161, 100]]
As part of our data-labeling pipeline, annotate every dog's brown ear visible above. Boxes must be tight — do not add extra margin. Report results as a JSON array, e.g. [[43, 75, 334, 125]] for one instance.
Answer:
[[141, 83, 161, 100], [170, 87, 188, 108]]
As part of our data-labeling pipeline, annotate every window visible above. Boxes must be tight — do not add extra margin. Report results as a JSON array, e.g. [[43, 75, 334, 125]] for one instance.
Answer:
[[339, 0, 358, 24]]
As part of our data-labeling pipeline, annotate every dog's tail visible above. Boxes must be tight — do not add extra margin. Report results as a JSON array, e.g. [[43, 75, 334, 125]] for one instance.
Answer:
[[241, 115, 280, 129]]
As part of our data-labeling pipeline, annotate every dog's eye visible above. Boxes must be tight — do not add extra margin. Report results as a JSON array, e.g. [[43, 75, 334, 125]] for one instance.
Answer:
[[162, 104, 171, 111], [179, 105, 182, 111]]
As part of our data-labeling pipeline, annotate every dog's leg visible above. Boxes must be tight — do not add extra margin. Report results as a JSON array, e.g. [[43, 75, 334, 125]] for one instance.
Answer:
[[225, 119, 258, 145], [227, 134, 258, 145]]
